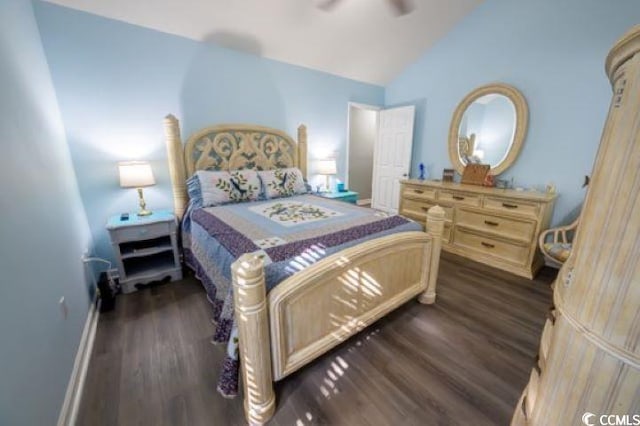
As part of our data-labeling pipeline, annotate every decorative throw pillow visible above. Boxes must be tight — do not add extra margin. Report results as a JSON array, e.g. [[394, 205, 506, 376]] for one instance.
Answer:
[[225, 170, 261, 202], [259, 168, 307, 199], [193, 169, 261, 207], [194, 170, 233, 207]]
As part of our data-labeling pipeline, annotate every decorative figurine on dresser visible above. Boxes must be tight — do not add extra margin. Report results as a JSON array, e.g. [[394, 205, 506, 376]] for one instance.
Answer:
[[399, 83, 557, 279]]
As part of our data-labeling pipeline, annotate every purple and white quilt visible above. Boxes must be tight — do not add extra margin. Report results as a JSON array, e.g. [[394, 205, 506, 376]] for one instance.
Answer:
[[183, 194, 421, 397]]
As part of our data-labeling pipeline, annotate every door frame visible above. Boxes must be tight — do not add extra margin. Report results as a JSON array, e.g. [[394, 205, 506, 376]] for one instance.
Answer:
[[345, 102, 381, 205]]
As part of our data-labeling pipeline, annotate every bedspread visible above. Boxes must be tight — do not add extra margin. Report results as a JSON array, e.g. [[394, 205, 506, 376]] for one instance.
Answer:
[[183, 194, 421, 397]]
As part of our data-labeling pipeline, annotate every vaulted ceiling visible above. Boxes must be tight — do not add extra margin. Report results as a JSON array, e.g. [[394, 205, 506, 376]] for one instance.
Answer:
[[43, 0, 483, 85]]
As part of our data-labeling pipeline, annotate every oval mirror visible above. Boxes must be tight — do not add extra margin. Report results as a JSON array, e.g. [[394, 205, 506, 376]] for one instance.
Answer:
[[448, 83, 528, 176]]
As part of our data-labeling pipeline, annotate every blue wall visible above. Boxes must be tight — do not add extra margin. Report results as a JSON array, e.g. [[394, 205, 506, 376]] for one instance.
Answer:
[[31, 0, 640, 265], [0, 0, 94, 424], [386, 0, 640, 225], [34, 1, 384, 262]]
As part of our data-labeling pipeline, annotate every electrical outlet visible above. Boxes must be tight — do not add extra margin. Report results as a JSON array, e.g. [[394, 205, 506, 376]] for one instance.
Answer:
[[59, 296, 68, 320]]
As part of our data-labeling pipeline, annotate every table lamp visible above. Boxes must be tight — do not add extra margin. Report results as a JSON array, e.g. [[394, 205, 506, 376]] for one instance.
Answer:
[[118, 161, 156, 216], [316, 159, 337, 192]]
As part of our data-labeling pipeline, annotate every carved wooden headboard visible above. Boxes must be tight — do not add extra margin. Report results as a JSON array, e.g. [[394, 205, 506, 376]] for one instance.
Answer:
[[163, 114, 308, 219]]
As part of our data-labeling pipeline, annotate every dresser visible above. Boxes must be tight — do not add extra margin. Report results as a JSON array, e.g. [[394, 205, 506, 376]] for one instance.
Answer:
[[399, 180, 556, 278]]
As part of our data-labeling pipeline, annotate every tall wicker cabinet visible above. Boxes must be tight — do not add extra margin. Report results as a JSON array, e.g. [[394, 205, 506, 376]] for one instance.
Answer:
[[512, 25, 640, 425]]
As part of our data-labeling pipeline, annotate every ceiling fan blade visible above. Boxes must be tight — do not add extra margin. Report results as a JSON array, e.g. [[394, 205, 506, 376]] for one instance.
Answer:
[[317, 0, 342, 11], [388, 0, 414, 16]]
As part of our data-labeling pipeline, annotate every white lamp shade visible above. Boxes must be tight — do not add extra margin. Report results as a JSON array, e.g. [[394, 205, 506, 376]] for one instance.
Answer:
[[118, 161, 156, 188], [316, 159, 337, 175]]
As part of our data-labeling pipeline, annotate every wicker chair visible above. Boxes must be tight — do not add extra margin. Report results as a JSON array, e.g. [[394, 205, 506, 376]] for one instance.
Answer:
[[539, 217, 580, 267]]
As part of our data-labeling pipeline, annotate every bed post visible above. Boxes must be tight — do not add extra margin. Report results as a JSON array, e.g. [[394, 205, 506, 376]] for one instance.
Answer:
[[164, 114, 188, 220], [231, 254, 275, 425], [297, 124, 308, 178], [419, 205, 445, 304]]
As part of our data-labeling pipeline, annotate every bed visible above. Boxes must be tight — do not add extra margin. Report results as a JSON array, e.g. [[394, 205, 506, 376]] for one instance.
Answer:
[[163, 115, 445, 424]]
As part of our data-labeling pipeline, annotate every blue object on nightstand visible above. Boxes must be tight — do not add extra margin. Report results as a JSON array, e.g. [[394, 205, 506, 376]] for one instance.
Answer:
[[419, 163, 425, 180], [318, 190, 359, 204]]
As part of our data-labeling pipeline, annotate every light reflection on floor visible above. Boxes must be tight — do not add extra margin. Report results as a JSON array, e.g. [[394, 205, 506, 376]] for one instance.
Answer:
[[293, 327, 382, 425]]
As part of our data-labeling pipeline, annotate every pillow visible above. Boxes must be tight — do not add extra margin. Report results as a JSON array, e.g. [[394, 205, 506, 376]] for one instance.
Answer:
[[227, 170, 261, 202], [192, 169, 261, 207], [259, 168, 307, 199]]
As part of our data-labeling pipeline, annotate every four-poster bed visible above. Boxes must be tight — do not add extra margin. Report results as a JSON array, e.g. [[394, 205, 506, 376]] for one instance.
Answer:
[[163, 115, 445, 424]]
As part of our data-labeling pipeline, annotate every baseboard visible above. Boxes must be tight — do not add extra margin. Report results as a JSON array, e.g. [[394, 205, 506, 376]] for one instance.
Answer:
[[357, 198, 371, 206], [57, 298, 100, 426]]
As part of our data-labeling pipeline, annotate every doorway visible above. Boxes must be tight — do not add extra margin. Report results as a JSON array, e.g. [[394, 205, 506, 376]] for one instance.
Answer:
[[346, 102, 380, 206], [346, 103, 415, 212]]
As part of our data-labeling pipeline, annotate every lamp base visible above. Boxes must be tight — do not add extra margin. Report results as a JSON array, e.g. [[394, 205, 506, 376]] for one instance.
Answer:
[[136, 187, 152, 217]]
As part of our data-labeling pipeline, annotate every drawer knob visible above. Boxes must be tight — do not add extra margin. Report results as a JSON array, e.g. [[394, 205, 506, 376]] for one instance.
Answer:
[[452, 195, 465, 201], [414, 189, 424, 194], [481, 241, 495, 249], [484, 220, 499, 227], [502, 203, 518, 209]]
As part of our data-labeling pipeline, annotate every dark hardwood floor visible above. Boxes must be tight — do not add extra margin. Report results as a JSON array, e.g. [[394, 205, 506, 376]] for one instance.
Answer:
[[77, 253, 555, 426]]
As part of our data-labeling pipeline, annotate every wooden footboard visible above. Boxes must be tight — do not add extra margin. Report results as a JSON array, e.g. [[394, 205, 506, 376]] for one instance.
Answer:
[[232, 206, 445, 424], [269, 231, 433, 381]]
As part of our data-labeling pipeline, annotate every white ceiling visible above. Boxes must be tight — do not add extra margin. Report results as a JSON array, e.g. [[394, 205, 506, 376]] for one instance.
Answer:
[[43, 0, 483, 85]]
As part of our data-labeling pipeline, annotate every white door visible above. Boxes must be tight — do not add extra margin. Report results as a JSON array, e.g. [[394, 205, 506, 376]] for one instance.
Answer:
[[371, 106, 415, 213]]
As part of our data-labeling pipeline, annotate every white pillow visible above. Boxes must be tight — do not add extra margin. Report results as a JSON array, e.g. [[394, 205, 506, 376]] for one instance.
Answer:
[[259, 168, 307, 199], [195, 169, 261, 206]]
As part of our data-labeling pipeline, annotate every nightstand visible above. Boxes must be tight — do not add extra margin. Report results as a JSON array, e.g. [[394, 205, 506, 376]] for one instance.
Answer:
[[318, 190, 359, 204], [106, 210, 182, 294]]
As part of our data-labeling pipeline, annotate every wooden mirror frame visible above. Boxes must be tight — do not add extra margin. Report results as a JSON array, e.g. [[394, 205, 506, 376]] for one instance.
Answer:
[[448, 83, 529, 176]]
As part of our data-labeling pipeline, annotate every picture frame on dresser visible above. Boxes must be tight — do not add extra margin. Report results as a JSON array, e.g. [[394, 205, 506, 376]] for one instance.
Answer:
[[442, 168, 455, 182], [461, 164, 490, 185]]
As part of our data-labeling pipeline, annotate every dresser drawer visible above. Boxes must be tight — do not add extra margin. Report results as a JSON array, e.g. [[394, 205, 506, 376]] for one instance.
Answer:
[[401, 205, 452, 242], [402, 185, 436, 201], [454, 227, 529, 265], [484, 197, 540, 218], [401, 198, 454, 222], [110, 221, 173, 243], [438, 190, 481, 207], [456, 209, 535, 242]]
